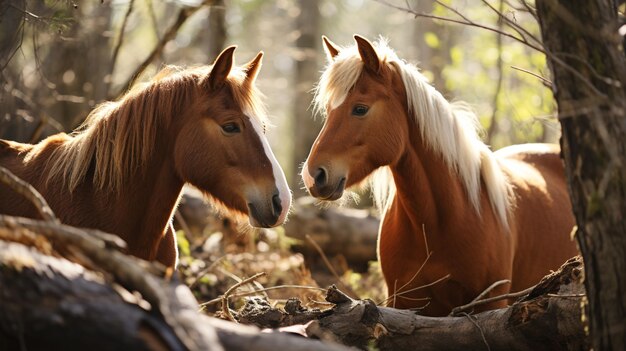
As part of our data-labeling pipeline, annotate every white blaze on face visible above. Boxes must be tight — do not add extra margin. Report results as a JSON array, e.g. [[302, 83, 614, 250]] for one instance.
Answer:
[[301, 160, 315, 190], [248, 115, 292, 225]]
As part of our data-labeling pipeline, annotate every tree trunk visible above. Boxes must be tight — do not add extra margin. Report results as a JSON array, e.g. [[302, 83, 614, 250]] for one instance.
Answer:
[[536, 1, 626, 349], [411, 0, 453, 97], [207, 0, 227, 60], [41, 2, 112, 131], [291, 0, 322, 196]]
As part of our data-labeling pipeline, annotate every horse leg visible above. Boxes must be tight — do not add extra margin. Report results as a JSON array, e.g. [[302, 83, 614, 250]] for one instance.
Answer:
[[155, 223, 178, 269]]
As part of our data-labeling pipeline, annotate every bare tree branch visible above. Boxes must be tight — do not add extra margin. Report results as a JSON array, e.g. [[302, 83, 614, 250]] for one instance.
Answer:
[[113, 1, 214, 99], [0, 166, 58, 223], [375, 0, 610, 99]]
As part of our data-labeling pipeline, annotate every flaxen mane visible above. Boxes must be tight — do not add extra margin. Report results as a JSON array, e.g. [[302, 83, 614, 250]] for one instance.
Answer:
[[25, 65, 269, 193], [314, 38, 513, 228]]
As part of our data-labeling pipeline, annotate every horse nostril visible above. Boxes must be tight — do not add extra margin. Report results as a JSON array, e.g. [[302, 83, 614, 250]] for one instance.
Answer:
[[314, 167, 327, 188], [271, 193, 282, 218]]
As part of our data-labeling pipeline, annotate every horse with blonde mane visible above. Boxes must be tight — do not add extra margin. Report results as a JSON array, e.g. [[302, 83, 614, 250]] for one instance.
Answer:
[[302, 35, 578, 316], [0, 47, 291, 268]]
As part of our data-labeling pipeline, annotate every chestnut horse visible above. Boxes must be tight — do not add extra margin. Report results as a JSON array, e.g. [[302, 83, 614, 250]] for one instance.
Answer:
[[302, 35, 578, 316], [0, 47, 291, 268]]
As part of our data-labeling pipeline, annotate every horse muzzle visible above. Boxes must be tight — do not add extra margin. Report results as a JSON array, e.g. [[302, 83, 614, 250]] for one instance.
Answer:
[[303, 166, 346, 201], [246, 192, 286, 228]]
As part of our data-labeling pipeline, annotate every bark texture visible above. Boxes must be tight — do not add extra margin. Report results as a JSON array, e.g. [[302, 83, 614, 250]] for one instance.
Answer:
[[307, 258, 587, 351], [536, 1, 626, 349], [0, 225, 350, 351]]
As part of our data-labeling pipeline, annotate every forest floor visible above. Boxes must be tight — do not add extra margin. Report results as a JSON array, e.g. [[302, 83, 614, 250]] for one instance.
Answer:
[[175, 203, 386, 321]]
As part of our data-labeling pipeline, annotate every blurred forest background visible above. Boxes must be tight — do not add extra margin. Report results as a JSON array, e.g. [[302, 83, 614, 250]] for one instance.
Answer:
[[0, 0, 557, 309]]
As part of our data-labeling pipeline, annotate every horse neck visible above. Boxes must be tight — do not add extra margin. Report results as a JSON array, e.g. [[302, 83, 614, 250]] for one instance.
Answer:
[[388, 127, 477, 241], [116, 137, 183, 258], [89, 100, 184, 259]]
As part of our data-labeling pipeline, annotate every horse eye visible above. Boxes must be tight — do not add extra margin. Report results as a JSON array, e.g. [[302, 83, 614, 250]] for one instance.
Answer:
[[352, 104, 369, 117], [221, 122, 241, 134]]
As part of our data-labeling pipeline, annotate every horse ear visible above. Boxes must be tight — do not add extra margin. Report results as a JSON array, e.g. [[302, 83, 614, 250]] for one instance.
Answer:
[[322, 35, 340, 61], [207, 46, 237, 90], [354, 35, 380, 73], [244, 51, 264, 84]]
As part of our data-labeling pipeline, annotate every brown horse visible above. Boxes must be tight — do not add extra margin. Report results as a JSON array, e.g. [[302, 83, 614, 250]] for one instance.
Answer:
[[0, 46, 291, 268], [302, 35, 578, 316]]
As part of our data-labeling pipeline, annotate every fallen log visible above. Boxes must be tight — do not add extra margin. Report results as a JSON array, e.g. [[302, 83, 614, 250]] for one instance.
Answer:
[[307, 257, 587, 351], [0, 221, 350, 351], [283, 197, 379, 271], [230, 257, 587, 350]]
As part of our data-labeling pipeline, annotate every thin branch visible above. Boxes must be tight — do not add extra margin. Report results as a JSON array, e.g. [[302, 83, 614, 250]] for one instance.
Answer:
[[199, 284, 328, 307], [451, 285, 536, 316], [480, 0, 543, 47], [517, 0, 537, 19], [0, 1, 26, 71], [113, 1, 212, 98], [380, 274, 451, 306], [220, 272, 267, 322], [106, 0, 135, 96], [380, 224, 432, 306], [0, 166, 58, 223], [375, 0, 546, 53], [474, 279, 511, 303], [305, 234, 358, 299], [375, 0, 609, 99], [510, 65, 553, 85], [449, 279, 511, 317]]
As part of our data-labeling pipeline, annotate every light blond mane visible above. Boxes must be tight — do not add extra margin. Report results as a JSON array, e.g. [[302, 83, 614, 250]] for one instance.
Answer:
[[314, 39, 513, 228], [30, 64, 268, 192]]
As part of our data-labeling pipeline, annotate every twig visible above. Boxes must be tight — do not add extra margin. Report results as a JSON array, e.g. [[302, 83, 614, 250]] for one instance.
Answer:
[[510, 65, 553, 85], [449, 279, 510, 316], [546, 293, 585, 298], [0, 166, 58, 223], [106, 0, 135, 96], [220, 272, 267, 322], [200, 284, 328, 308], [305, 234, 358, 299], [380, 274, 451, 306], [381, 224, 432, 306], [480, 0, 543, 47], [375, 0, 609, 99], [375, 0, 546, 54], [451, 285, 535, 316], [474, 279, 511, 304]]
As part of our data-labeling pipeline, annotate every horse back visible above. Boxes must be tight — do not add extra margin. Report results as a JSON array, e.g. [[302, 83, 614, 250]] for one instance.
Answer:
[[496, 143, 578, 291], [0, 136, 67, 219]]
